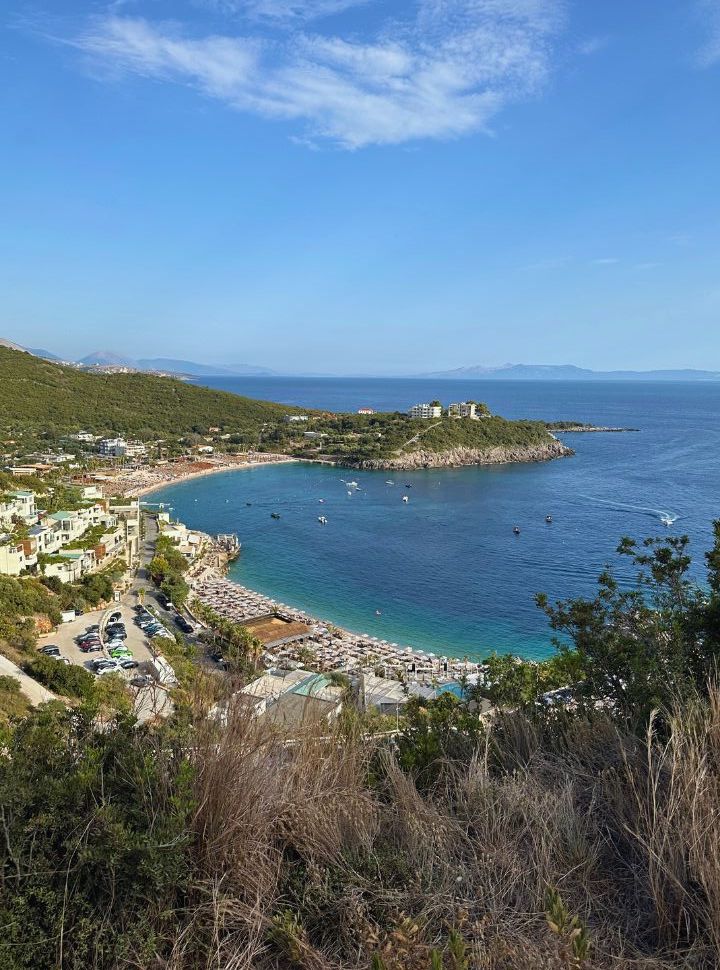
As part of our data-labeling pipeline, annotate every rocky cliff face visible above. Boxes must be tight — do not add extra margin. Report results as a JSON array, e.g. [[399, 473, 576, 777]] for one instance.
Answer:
[[346, 439, 573, 470]]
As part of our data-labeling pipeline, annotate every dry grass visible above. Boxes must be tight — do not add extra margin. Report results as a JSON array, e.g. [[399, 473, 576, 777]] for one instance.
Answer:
[[153, 690, 720, 970]]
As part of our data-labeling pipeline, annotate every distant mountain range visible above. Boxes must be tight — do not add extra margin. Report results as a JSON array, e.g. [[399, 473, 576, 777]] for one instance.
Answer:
[[0, 340, 275, 376], [419, 363, 720, 381]]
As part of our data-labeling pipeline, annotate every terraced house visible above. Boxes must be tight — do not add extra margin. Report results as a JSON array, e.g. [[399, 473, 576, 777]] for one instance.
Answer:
[[0, 490, 140, 580]]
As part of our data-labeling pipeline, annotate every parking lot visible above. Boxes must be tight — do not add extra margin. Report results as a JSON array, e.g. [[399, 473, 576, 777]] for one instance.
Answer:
[[40, 602, 174, 721]]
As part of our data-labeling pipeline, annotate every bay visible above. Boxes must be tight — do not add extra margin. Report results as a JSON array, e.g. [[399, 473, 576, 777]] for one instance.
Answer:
[[150, 378, 720, 661]]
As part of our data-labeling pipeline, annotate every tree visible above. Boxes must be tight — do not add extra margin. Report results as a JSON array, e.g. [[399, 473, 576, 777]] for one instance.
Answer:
[[395, 694, 483, 788], [536, 527, 720, 729]]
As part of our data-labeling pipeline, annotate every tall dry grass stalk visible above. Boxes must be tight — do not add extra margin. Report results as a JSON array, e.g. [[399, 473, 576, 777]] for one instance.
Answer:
[[160, 687, 720, 969]]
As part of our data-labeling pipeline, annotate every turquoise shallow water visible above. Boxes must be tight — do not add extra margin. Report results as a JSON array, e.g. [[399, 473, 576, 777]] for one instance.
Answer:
[[152, 380, 720, 662]]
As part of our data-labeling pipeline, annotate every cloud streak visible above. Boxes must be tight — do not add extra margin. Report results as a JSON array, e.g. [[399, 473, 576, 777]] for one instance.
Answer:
[[74, 0, 564, 148], [696, 0, 720, 65]]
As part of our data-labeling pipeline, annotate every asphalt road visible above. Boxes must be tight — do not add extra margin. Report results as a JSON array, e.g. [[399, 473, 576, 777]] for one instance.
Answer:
[[0, 654, 56, 705]]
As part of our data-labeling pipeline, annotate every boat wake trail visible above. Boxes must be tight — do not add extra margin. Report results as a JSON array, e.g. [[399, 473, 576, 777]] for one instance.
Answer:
[[578, 495, 679, 526]]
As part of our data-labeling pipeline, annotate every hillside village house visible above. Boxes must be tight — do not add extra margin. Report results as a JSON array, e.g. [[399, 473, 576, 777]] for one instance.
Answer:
[[0, 490, 37, 526]]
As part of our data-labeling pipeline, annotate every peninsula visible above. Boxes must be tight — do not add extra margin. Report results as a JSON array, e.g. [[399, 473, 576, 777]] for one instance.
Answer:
[[0, 347, 572, 473]]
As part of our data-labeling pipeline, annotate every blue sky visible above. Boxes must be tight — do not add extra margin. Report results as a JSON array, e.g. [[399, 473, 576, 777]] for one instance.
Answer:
[[1, 0, 719, 374]]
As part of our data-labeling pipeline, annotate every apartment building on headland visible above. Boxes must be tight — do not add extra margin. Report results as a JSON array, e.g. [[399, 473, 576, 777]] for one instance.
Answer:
[[0, 491, 140, 579], [447, 401, 478, 419], [408, 403, 442, 419], [409, 401, 489, 420]]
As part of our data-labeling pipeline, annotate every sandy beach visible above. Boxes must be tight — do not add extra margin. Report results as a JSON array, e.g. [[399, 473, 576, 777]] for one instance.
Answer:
[[106, 454, 298, 499], [187, 550, 481, 682]]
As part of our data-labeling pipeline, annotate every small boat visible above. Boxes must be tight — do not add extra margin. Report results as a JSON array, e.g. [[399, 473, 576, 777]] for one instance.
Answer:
[[545, 515, 552, 524], [375, 610, 382, 616], [513, 526, 521, 535], [402, 495, 409, 503], [246, 502, 252, 506], [271, 512, 281, 520], [318, 499, 325, 503], [318, 516, 327, 524], [404, 483, 413, 488], [385, 480, 394, 485], [661, 515, 673, 526]]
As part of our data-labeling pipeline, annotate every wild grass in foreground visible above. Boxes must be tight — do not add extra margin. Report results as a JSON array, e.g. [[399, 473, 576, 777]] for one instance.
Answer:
[[2, 689, 720, 969]]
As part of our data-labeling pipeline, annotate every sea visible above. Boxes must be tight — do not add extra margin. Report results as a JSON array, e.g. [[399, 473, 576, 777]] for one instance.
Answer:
[[148, 378, 720, 662]]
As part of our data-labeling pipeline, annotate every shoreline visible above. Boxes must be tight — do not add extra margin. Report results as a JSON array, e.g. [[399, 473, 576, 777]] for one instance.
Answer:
[[114, 455, 299, 499], [188, 550, 485, 679]]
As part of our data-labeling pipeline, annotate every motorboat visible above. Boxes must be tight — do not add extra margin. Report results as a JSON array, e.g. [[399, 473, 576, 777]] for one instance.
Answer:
[[402, 495, 409, 503], [545, 515, 552, 523], [318, 516, 328, 524], [513, 526, 521, 535], [271, 512, 281, 520]]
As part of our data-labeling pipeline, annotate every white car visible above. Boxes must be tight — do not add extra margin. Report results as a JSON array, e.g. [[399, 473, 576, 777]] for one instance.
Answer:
[[97, 664, 122, 676]]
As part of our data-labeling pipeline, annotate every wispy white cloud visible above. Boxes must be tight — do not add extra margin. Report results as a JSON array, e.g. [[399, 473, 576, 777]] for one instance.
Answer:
[[73, 0, 565, 148], [204, 0, 372, 24], [696, 0, 720, 66], [577, 35, 607, 56]]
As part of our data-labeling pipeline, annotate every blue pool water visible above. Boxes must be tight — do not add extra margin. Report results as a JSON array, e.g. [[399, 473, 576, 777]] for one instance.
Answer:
[[151, 379, 720, 661]]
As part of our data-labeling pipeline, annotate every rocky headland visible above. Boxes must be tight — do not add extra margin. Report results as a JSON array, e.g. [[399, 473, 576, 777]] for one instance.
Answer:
[[346, 438, 573, 471]]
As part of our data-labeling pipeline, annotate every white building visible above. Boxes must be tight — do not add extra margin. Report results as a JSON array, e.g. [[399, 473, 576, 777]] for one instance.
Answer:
[[0, 541, 36, 576], [357, 407, 375, 415], [284, 414, 309, 423], [408, 403, 442, 419], [0, 491, 37, 528], [98, 438, 147, 458], [447, 401, 478, 419]]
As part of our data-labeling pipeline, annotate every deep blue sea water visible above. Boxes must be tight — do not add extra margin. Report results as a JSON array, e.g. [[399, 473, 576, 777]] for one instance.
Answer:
[[150, 379, 720, 661]]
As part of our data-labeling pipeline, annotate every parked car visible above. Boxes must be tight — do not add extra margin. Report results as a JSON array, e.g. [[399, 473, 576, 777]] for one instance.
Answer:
[[92, 659, 118, 672], [38, 645, 60, 656], [80, 643, 103, 653], [118, 659, 139, 670], [106, 629, 127, 640], [97, 665, 122, 676], [110, 649, 132, 660], [55, 657, 71, 665], [77, 636, 101, 646], [174, 615, 194, 634], [86, 624, 100, 633], [108, 611, 122, 623], [106, 641, 129, 652]]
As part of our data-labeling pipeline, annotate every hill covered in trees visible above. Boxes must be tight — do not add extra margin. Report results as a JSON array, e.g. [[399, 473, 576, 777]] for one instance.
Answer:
[[0, 345, 569, 467], [0, 346, 299, 438]]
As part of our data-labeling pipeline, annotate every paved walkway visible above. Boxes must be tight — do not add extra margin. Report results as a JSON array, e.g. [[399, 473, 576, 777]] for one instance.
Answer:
[[0, 654, 55, 705]]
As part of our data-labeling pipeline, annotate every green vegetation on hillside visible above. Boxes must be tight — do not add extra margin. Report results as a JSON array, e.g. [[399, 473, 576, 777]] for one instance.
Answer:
[[262, 411, 560, 463], [0, 345, 301, 439], [0, 346, 561, 465]]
